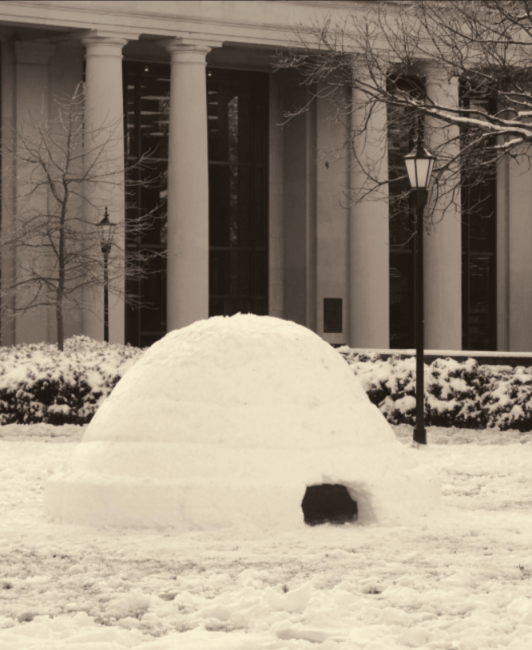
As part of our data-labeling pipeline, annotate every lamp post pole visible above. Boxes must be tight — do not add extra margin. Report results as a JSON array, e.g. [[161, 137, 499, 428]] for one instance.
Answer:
[[102, 245, 110, 343], [414, 189, 428, 445], [404, 141, 436, 446], [97, 207, 116, 344]]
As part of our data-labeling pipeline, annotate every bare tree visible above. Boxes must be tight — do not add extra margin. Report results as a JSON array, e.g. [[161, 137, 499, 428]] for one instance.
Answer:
[[1, 84, 162, 350], [276, 0, 532, 224]]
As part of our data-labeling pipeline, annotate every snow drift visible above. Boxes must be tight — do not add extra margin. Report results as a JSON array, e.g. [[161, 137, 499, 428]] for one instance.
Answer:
[[44, 314, 440, 529]]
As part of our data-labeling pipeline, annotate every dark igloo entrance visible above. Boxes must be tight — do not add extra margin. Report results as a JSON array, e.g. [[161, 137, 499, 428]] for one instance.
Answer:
[[302, 484, 358, 526]]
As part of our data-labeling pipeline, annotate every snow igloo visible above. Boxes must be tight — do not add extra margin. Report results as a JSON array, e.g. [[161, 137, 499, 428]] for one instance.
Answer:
[[45, 314, 441, 530]]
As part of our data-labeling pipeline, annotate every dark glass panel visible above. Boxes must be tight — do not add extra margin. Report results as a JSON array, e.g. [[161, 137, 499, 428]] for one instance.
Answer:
[[463, 255, 495, 350], [466, 208, 495, 254], [207, 70, 268, 319], [124, 83, 137, 159], [125, 63, 268, 345], [209, 165, 255, 248], [209, 249, 267, 298], [207, 69, 266, 164], [253, 169, 267, 248], [390, 252, 414, 348], [124, 63, 170, 346], [387, 76, 423, 348], [208, 82, 251, 164], [389, 194, 414, 248], [461, 88, 497, 350], [253, 249, 268, 297], [138, 251, 167, 333], [139, 77, 170, 161], [210, 297, 267, 317], [209, 165, 231, 247]]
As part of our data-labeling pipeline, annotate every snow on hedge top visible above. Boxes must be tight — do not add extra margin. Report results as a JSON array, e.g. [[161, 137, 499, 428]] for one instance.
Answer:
[[84, 314, 397, 449], [0, 336, 144, 425], [0, 335, 141, 391]]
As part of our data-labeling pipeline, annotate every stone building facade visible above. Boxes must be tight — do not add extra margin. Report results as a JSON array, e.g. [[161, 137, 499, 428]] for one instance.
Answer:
[[0, 1, 529, 351]]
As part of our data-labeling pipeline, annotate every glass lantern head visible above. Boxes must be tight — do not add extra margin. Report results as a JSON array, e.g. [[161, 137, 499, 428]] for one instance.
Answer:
[[404, 142, 436, 189], [97, 207, 116, 250]]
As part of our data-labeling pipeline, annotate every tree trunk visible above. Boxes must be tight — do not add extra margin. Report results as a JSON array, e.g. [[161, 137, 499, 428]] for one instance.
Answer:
[[57, 203, 66, 351], [56, 299, 64, 351]]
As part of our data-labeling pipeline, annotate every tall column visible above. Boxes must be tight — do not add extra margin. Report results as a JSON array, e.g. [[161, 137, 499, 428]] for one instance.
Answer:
[[163, 38, 219, 331], [349, 65, 390, 348], [423, 62, 462, 350], [13, 42, 56, 345], [508, 151, 532, 350], [282, 74, 317, 331], [316, 83, 346, 345], [81, 31, 133, 344], [47, 42, 85, 343], [1, 41, 17, 346]]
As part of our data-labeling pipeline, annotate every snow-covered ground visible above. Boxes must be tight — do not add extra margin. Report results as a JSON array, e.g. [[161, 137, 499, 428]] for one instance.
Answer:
[[1, 423, 531, 649]]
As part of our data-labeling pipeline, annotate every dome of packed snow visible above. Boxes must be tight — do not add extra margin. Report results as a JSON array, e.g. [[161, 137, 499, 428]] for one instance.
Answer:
[[45, 314, 441, 530]]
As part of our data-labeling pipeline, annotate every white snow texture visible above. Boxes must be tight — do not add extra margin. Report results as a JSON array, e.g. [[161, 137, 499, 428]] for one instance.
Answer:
[[45, 314, 441, 529]]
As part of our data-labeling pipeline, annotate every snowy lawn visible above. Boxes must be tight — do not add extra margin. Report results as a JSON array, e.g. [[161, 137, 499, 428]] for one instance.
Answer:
[[0, 424, 531, 649]]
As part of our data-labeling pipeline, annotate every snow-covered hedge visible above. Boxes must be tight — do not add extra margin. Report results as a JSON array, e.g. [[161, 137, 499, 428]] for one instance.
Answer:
[[341, 350, 532, 431], [0, 336, 143, 425], [2, 337, 532, 430]]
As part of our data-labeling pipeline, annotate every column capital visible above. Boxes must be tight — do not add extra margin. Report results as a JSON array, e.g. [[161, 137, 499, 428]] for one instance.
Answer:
[[418, 60, 459, 86], [352, 55, 381, 77], [351, 55, 388, 96], [78, 29, 139, 50], [162, 36, 222, 59]]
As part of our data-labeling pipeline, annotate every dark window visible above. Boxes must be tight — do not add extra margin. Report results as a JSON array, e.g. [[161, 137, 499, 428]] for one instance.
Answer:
[[123, 62, 169, 348], [388, 76, 424, 348], [207, 69, 269, 318], [123, 64, 269, 346], [461, 92, 497, 350]]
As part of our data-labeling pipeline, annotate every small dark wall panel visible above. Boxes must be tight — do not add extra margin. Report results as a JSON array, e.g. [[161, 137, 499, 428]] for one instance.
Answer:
[[324, 298, 342, 334]]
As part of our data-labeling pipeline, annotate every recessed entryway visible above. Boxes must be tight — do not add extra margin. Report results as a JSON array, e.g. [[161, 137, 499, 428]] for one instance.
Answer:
[[302, 484, 358, 526]]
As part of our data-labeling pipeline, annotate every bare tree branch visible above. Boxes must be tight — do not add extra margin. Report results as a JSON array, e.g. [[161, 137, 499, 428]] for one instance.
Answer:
[[276, 0, 532, 227], [1, 84, 164, 350]]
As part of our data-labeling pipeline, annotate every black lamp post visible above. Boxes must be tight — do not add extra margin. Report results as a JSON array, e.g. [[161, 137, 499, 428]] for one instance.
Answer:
[[403, 141, 436, 445], [97, 207, 117, 343]]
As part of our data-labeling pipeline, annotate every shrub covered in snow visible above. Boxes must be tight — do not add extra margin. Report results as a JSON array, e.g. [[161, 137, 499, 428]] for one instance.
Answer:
[[0, 336, 143, 425], [2, 335, 532, 431], [340, 350, 532, 431]]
